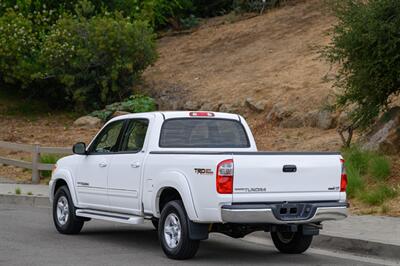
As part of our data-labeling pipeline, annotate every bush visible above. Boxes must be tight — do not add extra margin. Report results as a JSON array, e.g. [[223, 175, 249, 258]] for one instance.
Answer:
[[361, 184, 397, 206], [0, 2, 157, 111], [0, 10, 39, 88], [90, 95, 156, 121], [40, 154, 62, 178], [368, 156, 391, 181], [38, 12, 157, 110], [346, 164, 364, 198], [324, 0, 400, 128]]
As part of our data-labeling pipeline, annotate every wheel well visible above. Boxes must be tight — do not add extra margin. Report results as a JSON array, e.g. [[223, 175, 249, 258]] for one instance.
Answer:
[[54, 179, 68, 195], [159, 187, 182, 213]]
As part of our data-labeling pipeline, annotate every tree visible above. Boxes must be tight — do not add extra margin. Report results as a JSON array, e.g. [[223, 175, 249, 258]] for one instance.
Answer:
[[324, 0, 400, 129]]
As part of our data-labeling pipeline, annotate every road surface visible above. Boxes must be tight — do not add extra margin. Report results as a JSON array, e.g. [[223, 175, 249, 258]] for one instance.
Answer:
[[0, 204, 393, 266]]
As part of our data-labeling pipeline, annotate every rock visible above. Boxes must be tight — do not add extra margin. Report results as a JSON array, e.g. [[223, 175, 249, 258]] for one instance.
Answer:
[[111, 111, 130, 118], [316, 110, 335, 130], [279, 115, 304, 128], [73, 116, 102, 128], [245, 98, 266, 112], [219, 103, 239, 113], [266, 103, 293, 123], [183, 101, 200, 111], [303, 110, 319, 127], [200, 102, 220, 111], [362, 107, 400, 154]]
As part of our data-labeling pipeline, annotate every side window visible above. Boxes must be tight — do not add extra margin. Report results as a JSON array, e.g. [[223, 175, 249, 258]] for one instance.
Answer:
[[120, 119, 149, 152], [90, 120, 125, 153]]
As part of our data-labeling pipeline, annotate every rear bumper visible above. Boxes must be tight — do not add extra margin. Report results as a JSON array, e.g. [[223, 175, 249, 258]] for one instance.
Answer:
[[221, 202, 348, 224]]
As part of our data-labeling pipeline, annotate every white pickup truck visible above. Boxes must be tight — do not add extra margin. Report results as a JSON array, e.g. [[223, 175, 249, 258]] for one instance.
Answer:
[[49, 111, 348, 260]]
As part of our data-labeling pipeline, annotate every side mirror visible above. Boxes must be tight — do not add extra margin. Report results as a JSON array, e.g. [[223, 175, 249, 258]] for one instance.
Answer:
[[73, 142, 87, 155]]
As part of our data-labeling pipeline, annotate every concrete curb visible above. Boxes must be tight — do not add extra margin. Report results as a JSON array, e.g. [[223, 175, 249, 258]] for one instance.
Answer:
[[0, 194, 50, 208], [1, 194, 399, 261], [313, 234, 400, 261], [249, 231, 400, 262]]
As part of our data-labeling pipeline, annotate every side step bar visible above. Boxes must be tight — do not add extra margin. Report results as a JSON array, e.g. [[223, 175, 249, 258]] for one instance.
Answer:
[[76, 209, 144, 224]]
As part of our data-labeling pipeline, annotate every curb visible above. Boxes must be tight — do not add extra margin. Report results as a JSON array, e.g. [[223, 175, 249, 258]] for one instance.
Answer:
[[0, 194, 50, 208], [313, 234, 400, 261], [1, 194, 399, 261], [249, 231, 400, 262]]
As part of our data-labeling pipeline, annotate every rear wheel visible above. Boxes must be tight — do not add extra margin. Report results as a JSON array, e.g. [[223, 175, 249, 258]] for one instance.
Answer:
[[271, 231, 313, 254], [158, 200, 199, 260], [53, 186, 84, 234]]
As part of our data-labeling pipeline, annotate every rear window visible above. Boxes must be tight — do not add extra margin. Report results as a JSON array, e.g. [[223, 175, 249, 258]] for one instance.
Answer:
[[159, 118, 250, 148]]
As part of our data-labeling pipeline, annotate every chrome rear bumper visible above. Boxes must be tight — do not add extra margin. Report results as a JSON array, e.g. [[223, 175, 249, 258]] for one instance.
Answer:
[[221, 202, 348, 224]]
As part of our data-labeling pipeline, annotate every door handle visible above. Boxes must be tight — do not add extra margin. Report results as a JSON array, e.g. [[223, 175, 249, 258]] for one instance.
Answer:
[[283, 165, 297, 173], [99, 162, 108, 168], [131, 162, 141, 168]]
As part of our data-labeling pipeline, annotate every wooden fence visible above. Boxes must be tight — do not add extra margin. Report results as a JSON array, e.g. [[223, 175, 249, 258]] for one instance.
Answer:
[[0, 141, 72, 184]]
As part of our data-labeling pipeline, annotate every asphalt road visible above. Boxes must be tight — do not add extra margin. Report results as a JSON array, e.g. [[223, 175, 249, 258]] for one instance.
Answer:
[[0, 204, 390, 266]]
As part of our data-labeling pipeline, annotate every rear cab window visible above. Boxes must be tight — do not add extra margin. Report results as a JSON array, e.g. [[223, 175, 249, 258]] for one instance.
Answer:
[[159, 118, 250, 148]]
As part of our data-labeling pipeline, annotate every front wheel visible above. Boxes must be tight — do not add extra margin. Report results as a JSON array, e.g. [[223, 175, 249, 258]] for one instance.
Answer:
[[271, 231, 313, 254], [53, 186, 84, 234], [158, 200, 199, 260]]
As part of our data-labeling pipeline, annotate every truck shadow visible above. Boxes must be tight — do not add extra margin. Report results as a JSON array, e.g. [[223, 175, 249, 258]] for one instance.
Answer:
[[77, 223, 313, 264]]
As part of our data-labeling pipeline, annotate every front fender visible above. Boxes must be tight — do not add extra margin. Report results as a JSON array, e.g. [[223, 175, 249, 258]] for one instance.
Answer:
[[49, 168, 78, 206], [152, 170, 198, 221]]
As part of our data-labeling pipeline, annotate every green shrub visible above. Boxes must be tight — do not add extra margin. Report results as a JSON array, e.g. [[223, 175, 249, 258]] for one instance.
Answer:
[[342, 146, 371, 175], [0, 10, 39, 88], [15, 187, 21, 195], [361, 184, 397, 206], [346, 164, 364, 198], [368, 156, 391, 181], [90, 95, 156, 121], [40, 154, 62, 178], [324, 0, 400, 128], [38, 12, 156, 110]]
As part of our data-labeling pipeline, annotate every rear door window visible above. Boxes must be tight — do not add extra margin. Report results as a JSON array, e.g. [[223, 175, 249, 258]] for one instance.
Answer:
[[159, 118, 249, 148]]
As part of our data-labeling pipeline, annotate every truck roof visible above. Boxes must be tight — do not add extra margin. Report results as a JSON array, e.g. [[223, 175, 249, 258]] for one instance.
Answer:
[[109, 111, 241, 122]]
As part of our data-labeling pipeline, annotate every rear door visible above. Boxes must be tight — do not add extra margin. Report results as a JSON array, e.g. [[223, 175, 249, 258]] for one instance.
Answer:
[[232, 154, 342, 202]]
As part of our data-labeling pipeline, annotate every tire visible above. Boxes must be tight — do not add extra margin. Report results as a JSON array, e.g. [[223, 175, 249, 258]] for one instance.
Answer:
[[271, 231, 313, 254], [158, 200, 199, 260], [53, 185, 84, 235], [151, 217, 159, 230]]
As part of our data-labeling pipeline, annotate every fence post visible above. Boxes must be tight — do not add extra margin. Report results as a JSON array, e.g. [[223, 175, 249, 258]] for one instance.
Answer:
[[32, 143, 40, 184]]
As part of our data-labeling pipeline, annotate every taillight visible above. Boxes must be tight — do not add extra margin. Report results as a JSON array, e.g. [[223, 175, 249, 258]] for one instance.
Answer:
[[216, 159, 234, 194], [189, 111, 215, 117], [340, 159, 347, 192]]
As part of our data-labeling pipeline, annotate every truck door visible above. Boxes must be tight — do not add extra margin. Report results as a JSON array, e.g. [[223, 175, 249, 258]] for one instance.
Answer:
[[107, 118, 149, 215]]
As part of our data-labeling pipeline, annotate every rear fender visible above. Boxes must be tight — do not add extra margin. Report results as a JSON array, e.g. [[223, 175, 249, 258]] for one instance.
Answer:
[[152, 170, 198, 221]]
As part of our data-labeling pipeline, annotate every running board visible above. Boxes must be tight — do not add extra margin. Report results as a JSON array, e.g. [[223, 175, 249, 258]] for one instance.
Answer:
[[76, 209, 144, 224]]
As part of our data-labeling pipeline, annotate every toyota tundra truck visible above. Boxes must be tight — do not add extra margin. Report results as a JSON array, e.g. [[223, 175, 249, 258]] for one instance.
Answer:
[[49, 111, 348, 260]]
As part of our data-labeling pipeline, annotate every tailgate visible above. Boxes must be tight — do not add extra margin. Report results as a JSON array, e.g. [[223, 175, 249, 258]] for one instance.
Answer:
[[232, 153, 342, 202]]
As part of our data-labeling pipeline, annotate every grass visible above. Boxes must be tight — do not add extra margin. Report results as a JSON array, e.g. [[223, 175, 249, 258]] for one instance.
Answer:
[[15, 187, 21, 195], [27, 191, 33, 196], [342, 146, 396, 206], [40, 154, 62, 178], [360, 184, 397, 206]]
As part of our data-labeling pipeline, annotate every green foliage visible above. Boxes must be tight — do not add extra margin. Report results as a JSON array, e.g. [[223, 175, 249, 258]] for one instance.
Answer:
[[342, 146, 395, 205], [324, 0, 400, 128], [0, 10, 39, 88], [40, 154, 62, 178], [39, 12, 157, 110], [0, 2, 157, 111], [180, 15, 199, 29], [90, 95, 156, 121], [360, 184, 397, 206], [15, 187, 21, 195], [368, 156, 391, 181]]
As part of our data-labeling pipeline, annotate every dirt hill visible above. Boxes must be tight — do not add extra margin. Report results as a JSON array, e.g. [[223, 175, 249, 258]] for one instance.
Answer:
[[143, 0, 341, 151]]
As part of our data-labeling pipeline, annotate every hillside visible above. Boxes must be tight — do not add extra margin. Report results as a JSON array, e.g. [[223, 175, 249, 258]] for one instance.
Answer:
[[1, 0, 399, 215]]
